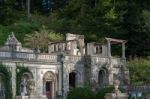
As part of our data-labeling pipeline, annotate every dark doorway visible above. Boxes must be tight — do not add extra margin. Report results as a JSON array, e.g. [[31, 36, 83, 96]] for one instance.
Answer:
[[69, 72, 76, 89], [46, 81, 52, 99], [98, 70, 105, 86]]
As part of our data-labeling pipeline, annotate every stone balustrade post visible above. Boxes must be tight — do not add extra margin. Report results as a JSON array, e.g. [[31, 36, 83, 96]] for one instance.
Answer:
[[107, 40, 111, 57], [122, 42, 126, 59]]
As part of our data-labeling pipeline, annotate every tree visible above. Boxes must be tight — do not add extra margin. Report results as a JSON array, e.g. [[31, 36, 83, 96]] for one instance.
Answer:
[[116, 0, 150, 57], [24, 26, 64, 52], [48, 30, 64, 42], [24, 26, 49, 52], [0, 0, 16, 25]]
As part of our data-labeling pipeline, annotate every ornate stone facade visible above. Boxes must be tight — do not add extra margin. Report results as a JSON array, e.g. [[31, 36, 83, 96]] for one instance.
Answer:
[[0, 33, 129, 99]]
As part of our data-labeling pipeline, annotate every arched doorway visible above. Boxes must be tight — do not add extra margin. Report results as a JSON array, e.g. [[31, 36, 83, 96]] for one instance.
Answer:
[[69, 72, 76, 89], [98, 68, 108, 86], [0, 74, 5, 99], [20, 72, 33, 96], [43, 71, 55, 99]]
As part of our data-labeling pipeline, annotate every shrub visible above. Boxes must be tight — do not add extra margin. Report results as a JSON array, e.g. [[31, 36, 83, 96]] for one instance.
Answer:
[[127, 58, 150, 85], [67, 87, 95, 99], [95, 86, 114, 99]]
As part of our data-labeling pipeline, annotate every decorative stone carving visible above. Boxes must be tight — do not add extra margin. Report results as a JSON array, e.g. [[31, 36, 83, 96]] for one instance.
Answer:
[[26, 79, 35, 96], [105, 79, 129, 99], [43, 72, 55, 81], [114, 79, 121, 94]]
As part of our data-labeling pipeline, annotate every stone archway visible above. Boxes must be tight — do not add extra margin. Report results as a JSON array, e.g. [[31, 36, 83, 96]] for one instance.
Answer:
[[98, 68, 108, 87], [43, 71, 56, 99], [0, 73, 5, 99]]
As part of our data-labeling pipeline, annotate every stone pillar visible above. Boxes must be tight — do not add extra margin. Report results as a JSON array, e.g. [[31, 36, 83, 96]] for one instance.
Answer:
[[58, 64, 62, 96], [108, 69, 113, 85], [107, 40, 111, 57], [12, 66, 16, 99], [122, 42, 126, 59]]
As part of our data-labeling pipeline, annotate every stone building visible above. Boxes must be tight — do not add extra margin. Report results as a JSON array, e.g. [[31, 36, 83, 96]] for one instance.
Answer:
[[0, 33, 129, 99]]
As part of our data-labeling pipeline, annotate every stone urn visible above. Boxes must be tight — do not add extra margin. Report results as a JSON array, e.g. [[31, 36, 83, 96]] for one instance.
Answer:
[[114, 79, 121, 95], [105, 79, 129, 99]]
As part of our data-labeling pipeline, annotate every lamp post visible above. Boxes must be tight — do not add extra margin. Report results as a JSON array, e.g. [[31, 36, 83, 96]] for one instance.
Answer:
[[60, 53, 65, 99]]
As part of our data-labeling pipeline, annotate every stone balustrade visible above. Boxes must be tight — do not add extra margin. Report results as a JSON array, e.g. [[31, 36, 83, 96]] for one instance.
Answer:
[[0, 51, 124, 64], [64, 55, 83, 63], [91, 56, 123, 66], [0, 51, 58, 62], [0, 51, 84, 63], [111, 58, 122, 66]]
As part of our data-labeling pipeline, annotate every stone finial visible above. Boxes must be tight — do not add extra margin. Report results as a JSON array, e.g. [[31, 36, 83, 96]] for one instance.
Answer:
[[11, 32, 15, 38]]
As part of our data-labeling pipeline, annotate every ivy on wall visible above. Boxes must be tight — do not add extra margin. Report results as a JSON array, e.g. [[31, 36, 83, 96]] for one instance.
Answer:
[[0, 64, 12, 99], [16, 65, 31, 95]]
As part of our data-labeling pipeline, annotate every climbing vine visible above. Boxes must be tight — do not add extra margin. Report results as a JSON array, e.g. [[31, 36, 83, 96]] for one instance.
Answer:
[[0, 64, 12, 99], [16, 64, 31, 95]]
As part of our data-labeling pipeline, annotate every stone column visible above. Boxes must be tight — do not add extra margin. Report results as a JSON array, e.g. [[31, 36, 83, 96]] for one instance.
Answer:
[[12, 66, 16, 99], [107, 40, 111, 57], [122, 42, 126, 59], [58, 64, 62, 96], [108, 68, 113, 85]]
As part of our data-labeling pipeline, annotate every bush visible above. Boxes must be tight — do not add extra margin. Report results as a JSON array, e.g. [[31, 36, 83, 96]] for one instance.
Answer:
[[95, 86, 114, 99], [127, 58, 150, 85], [67, 87, 95, 99], [95, 86, 127, 99]]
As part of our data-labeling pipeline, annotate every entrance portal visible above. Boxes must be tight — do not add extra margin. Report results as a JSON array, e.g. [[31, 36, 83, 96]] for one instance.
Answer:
[[43, 71, 55, 99], [46, 81, 52, 99]]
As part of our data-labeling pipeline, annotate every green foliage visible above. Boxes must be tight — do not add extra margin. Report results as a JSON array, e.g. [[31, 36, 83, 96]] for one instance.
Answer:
[[48, 30, 64, 42], [0, 25, 10, 46], [24, 26, 64, 52], [0, 0, 16, 25], [0, 64, 12, 99], [0, 0, 150, 57], [0, 20, 41, 46], [120, 0, 150, 57], [144, 93, 150, 99], [67, 87, 95, 99], [95, 86, 126, 99], [16, 65, 31, 95], [127, 58, 150, 85], [96, 86, 114, 99], [8, 20, 41, 43]]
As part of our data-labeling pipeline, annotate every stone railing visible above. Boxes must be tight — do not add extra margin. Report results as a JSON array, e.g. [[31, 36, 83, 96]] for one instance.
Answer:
[[65, 55, 83, 63], [0, 51, 58, 62], [91, 56, 108, 65], [91, 56, 125, 66], [111, 57, 122, 66], [0, 51, 84, 63], [124, 85, 150, 93]]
